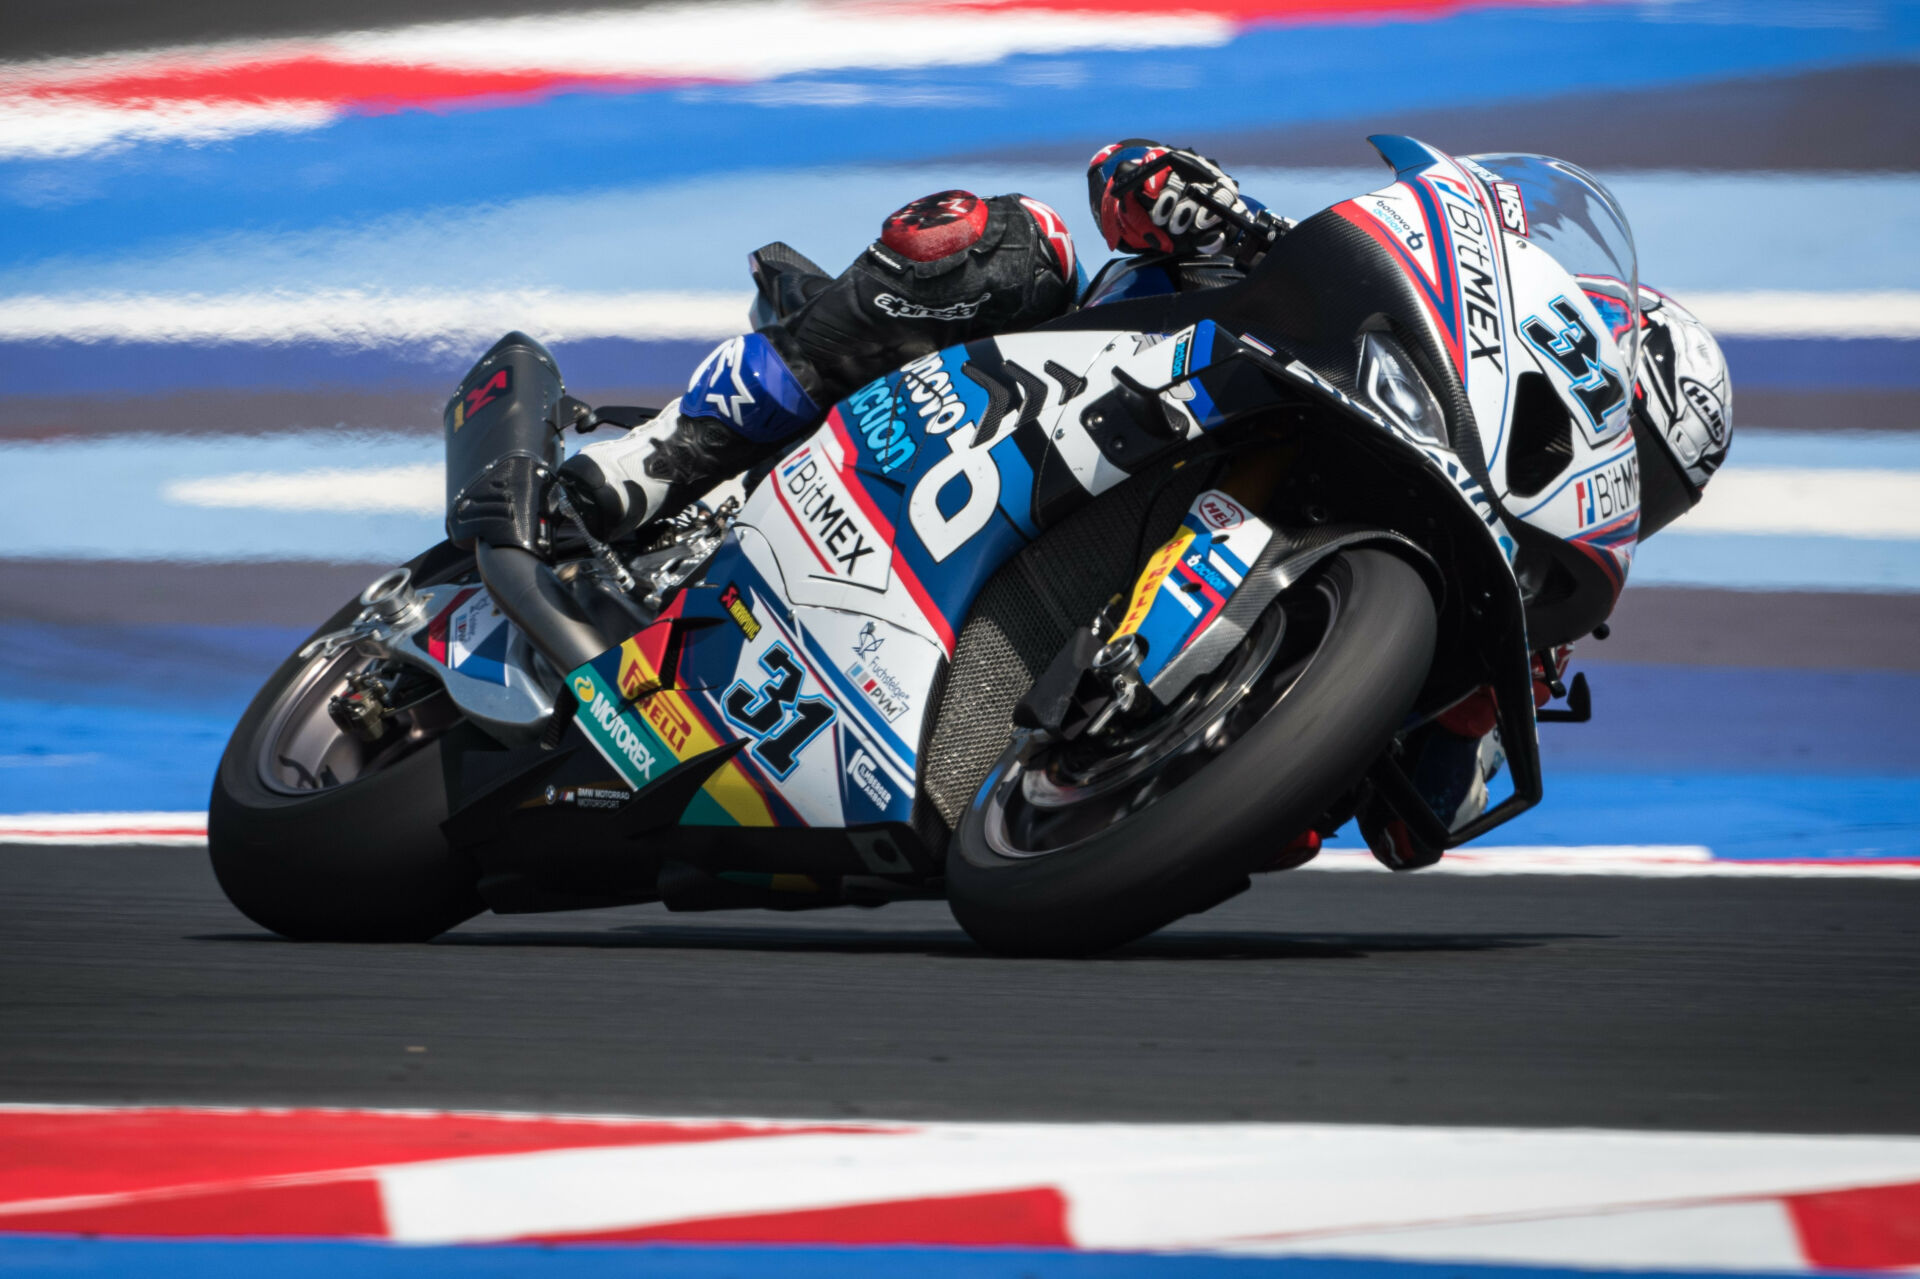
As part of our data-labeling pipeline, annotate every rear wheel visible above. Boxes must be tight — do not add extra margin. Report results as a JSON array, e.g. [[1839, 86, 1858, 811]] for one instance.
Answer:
[[947, 548, 1436, 956], [208, 545, 489, 942]]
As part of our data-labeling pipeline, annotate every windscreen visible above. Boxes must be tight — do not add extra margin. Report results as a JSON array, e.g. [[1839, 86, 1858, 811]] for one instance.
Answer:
[[1464, 152, 1641, 390]]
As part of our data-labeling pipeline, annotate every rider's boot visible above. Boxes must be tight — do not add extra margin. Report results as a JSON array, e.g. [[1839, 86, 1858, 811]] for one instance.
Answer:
[[1356, 689, 1504, 871], [560, 410, 763, 540], [558, 331, 820, 539]]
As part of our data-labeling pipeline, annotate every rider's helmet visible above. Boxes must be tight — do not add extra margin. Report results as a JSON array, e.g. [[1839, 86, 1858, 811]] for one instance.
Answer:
[[1574, 276, 1732, 537], [1629, 286, 1732, 536]]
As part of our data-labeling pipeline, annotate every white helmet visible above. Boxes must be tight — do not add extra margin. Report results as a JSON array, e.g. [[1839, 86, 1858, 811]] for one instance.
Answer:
[[1630, 286, 1732, 533]]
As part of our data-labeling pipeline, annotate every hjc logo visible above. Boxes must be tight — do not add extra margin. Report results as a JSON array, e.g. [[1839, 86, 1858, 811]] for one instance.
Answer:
[[1680, 377, 1728, 446]]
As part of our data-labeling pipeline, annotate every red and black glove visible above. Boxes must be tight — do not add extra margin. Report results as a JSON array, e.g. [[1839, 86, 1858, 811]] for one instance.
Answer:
[[1087, 139, 1256, 257]]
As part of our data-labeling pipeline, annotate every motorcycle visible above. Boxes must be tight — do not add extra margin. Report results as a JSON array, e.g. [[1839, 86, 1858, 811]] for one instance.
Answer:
[[210, 137, 1701, 955]]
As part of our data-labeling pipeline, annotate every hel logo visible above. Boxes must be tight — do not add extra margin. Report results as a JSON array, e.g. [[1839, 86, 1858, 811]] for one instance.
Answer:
[[846, 746, 893, 809], [1196, 491, 1247, 531], [454, 368, 510, 429], [573, 675, 596, 703], [718, 583, 761, 640], [1493, 181, 1529, 237]]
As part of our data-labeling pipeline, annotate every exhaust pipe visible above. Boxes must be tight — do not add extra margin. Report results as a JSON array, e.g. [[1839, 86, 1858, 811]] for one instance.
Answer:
[[474, 542, 610, 675]]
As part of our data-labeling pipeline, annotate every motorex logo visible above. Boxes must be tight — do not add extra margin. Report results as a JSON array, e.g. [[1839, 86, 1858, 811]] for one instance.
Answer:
[[580, 678, 655, 781]]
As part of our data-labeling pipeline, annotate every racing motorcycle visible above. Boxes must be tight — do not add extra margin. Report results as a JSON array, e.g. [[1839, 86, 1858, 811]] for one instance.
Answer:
[[210, 137, 1704, 955]]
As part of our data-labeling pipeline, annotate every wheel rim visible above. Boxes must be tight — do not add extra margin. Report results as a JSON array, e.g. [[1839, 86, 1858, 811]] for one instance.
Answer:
[[979, 563, 1348, 859], [254, 645, 464, 795], [254, 570, 472, 795]]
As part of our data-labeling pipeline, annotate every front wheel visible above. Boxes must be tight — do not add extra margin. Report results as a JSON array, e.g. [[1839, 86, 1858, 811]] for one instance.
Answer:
[[208, 546, 488, 942], [946, 548, 1437, 956]]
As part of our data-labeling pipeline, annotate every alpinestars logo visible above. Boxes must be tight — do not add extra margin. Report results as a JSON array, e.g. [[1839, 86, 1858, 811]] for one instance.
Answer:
[[874, 292, 990, 322], [1019, 196, 1077, 282], [691, 335, 755, 427]]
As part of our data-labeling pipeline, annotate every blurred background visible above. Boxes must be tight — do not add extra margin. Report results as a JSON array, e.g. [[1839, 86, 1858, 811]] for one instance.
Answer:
[[1, 0, 1915, 863]]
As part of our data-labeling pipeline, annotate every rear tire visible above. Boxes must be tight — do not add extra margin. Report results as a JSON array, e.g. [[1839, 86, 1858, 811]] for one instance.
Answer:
[[208, 547, 487, 942], [947, 548, 1436, 956]]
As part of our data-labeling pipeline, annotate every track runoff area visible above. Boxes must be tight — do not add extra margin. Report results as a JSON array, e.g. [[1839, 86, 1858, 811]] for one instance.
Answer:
[[5, 0, 1920, 1273]]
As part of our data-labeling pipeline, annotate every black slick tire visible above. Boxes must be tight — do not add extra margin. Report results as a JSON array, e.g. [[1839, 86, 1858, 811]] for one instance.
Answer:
[[947, 548, 1437, 956], [207, 548, 487, 942]]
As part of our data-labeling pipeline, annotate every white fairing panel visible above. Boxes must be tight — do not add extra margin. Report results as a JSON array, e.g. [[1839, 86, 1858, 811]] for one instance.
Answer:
[[1338, 138, 1641, 585]]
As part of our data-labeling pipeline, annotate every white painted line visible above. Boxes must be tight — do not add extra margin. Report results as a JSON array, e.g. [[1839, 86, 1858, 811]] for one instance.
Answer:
[[1670, 466, 1920, 539], [0, 3, 1230, 159], [1305, 848, 1920, 877], [164, 463, 443, 514], [0, 289, 753, 347], [4, 289, 1917, 348], [0, 812, 207, 845], [1220, 1198, 1808, 1270], [1682, 289, 1920, 339], [10, 1104, 1920, 1269], [0, 3, 1229, 86], [370, 1119, 1920, 1265], [0, 99, 335, 160]]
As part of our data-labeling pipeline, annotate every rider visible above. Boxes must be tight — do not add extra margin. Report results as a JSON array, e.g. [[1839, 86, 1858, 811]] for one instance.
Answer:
[[558, 141, 1261, 540], [558, 140, 1733, 871]]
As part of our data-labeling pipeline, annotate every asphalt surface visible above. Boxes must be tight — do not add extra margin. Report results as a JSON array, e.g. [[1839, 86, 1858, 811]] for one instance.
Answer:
[[3, 844, 1916, 1133]]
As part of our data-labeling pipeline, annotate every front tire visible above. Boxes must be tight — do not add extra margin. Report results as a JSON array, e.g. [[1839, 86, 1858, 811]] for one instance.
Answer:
[[208, 547, 488, 942], [946, 548, 1437, 956]]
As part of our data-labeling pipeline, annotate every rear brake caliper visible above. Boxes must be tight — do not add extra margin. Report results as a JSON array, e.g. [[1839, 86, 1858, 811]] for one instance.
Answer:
[[328, 671, 394, 742]]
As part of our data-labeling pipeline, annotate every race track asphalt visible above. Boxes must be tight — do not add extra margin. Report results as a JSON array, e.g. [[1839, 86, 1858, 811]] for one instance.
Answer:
[[3, 844, 1915, 1134]]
